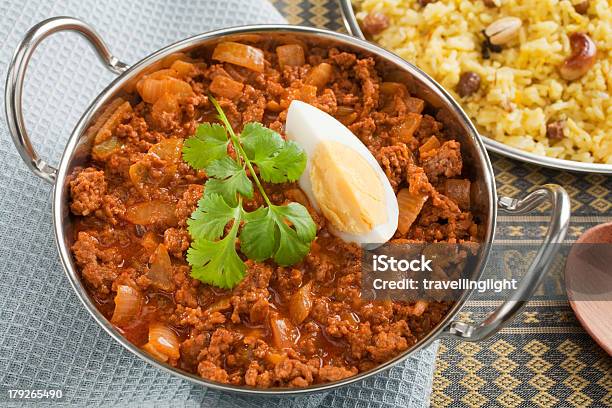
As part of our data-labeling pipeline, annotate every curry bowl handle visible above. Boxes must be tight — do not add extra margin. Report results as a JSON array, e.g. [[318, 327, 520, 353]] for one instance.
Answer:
[[441, 184, 571, 341], [4, 16, 129, 184]]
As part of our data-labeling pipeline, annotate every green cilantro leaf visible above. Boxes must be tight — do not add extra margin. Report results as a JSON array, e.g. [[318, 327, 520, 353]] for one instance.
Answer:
[[240, 203, 316, 266], [187, 219, 246, 289], [206, 156, 244, 179], [240, 123, 284, 160], [239, 207, 277, 261], [273, 220, 312, 266], [204, 157, 253, 206], [187, 194, 238, 241], [240, 122, 307, 183], [271, 203, 317, 243], [256, 140, 307, 183], [182, 123, 229, 169]]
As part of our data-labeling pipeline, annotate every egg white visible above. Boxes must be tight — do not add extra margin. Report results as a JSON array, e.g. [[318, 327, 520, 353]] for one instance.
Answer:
[[285, 100, 398, 248]]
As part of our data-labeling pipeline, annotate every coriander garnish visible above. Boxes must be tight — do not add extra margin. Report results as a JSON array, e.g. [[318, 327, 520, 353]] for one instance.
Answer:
[[182, 96, 316, 289]]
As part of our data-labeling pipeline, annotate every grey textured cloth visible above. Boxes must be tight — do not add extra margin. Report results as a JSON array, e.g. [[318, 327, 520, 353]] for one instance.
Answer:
[[0, 0, 439, 406]]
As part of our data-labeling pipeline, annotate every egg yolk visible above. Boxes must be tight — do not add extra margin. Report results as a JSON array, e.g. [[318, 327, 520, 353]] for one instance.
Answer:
[[310, 141, 386, 234]]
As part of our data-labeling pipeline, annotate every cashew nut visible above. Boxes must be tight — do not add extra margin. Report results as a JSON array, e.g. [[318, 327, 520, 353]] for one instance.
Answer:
[[484, 17, 522, 45], [560, 32, 597, 81]]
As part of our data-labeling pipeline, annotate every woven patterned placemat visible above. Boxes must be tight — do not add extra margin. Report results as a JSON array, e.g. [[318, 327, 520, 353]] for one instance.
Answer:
[[270, 1, 612, 407]]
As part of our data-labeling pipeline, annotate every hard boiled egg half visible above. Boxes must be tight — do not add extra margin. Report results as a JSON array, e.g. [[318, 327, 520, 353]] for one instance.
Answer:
[[285, 100, 398, 247]]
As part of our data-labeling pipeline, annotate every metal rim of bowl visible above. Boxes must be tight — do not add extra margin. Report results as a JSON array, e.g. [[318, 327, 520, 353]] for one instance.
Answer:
[[338, 0, 612, 174], [49, 24, 498, 395]]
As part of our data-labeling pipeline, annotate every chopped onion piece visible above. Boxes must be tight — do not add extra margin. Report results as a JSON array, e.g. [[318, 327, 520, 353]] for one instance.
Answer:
[[396, 113, 422, 143], [148, 323, 180, 360], [128, 160, 149, 187], [304, 63, 333, 89], [419, 136, 440, 158], [93, 100, 132, 145], [92, 137, 121, 161], [149, 138, 183, 162], [142, 342, 169, 362], [147, 244, 174, 291], [111, 285, 143, 326], [269, 313, 298, 349], [397, 188, 429, 235], [169, 60, 196, 77], [289, 282, 313, 325], [137, 78, 162, 103], [151, 93, 180, 120], [380, 82, 408, 98], [209, 75, 245, 99], [406, 97, 425, 114], [276, 44, 305, 68], [125, 201, 178, 225], [212, 42, 265, 73], [137, 77, 193, 104]]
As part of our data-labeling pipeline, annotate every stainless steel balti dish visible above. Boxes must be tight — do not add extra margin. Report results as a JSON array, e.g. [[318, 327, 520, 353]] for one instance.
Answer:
[[5, 17, 570, 394]]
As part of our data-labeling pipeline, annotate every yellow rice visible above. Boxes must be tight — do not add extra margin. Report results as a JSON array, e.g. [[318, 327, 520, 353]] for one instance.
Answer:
[[355, 0, 612, 164]]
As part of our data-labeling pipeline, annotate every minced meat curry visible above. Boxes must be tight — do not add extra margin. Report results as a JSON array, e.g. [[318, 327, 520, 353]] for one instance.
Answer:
[[69, 36, 479, 388]]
